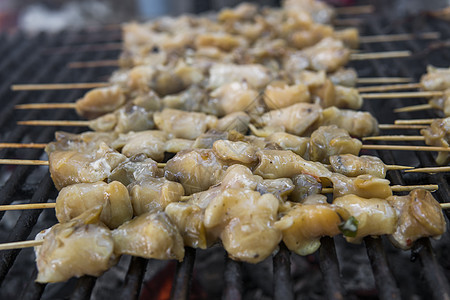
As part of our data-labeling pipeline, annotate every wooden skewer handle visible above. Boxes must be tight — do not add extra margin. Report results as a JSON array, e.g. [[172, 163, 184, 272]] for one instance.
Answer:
[[0, 143, 47, 149], [362, 91, 443, 99], [0, 240, 44, 251], [0, 203, 56, 211], [356, 77, 412, 84], [350, 51, 411, 60], [357, 83, 421, 93], [11, 82, 109, 91], [361, 145, 450, 152], [405, 167, 450, 174], [394, 119, 435, 125], [394, 104, 433, 113], [15, 103, 77, 110], [362, 135, 425, 141], [0, 159, 49, 166]]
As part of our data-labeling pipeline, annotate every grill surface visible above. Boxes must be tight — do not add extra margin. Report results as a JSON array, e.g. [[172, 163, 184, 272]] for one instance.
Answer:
[[0, 1, 449, 299]]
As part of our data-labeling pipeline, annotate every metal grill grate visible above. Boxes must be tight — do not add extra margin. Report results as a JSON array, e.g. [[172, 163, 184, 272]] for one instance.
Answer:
[[0, 2, 449, 300]]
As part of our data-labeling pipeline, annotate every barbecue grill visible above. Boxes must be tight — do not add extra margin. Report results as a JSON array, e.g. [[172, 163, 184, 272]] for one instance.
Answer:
[[0, 1, 449, 299]]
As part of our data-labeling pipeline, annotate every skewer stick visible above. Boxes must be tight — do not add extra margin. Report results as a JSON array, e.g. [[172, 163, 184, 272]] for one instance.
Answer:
[[17, 120, 90, 127], [394, 104, 433, 113], [350, 50, 411, 60], [363, 135, 425, 141], [0, 143, 47, 149], [0, 183, 435, 213], [335, 5, 374, 14], [0, 240, 44, 251], [66, 51, 413, 70], [11, 82, 109, 91], [361, 91, 443, 99], [0, 203, 56, 211], [359, 32, 440, 43], [394, 119, 435, 125], [15, 103, 77, 110], [332, 18, 364, 26], [0, 159, 49, 166], [405, 166, 450, 174], [378, 124, 427, 130], [356, 77, 413, 84], [385, 165, 415, 170], [361, 145, 450, 152], [67, 60, 120, 69], [357, 83, 421, 93]]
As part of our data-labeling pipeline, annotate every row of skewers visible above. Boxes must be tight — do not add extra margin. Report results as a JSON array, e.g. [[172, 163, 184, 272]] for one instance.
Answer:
[[0, 0, 448, 287]]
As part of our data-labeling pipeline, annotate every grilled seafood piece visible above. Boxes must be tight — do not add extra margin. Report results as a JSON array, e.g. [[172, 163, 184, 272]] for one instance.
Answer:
[[35, 207, 117, 283], [276, 194, 351, 255], [420, 117, 450, 165], [388, 189, 446, 250], [112, 211, 185, 261], [329, 154, 387, 178], [55, 181, 133, 229]]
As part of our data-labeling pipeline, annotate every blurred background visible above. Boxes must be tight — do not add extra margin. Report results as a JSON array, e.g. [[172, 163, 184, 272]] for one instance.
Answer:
[[1, 0, 449, 34]]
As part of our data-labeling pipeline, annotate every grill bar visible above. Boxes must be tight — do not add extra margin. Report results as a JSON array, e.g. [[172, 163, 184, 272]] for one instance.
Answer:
[[413, 239, 450, 300], [319, 237, 345, 300], [273, 243, 294, 300], [121, 257, 149, 299], [170, 247, 196, 300], [70, 276, 97, 300], [19, 268, 46, 300], [364, 237, 401, 300], [222, 257, 243, 300]]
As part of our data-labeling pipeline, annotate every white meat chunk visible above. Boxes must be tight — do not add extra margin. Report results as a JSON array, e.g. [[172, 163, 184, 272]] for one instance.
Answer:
[[329, 154, 387, 178], [420, 117, 450, 165], [275, 197, 351, 255], [208, 63, 273, 89], [420, 65, 450, 91], [328, 68, 358, 87], [129, 177, 185, 216], [309, 125, 362, 164], [215, 112, 251, 134], [154, 109, 218, 139], [212, 140, 258, 165], [55, 181, 132, 229], [108, 154, 159, 186], [204, 189, 281, 263], [266, 132, 310, 158], [263, 82, 310, 110], [75, 85, 126, 119], [45, 131, 118, 154], [253, 150, 332, 180], [48, 142, 126, 190], [113, 130, 169, 162], [35, 207, 117, 283], [333, 194, 398, 243], [112, 212, 185, 261], [388, 189, 446, 250], [290, 174, 322, 202], [330, 174, 392, 199], [210, 81, 260, 116], [320, 106, 379, 137], [164, 149, 226, 194], [259, 103, 322, 136]]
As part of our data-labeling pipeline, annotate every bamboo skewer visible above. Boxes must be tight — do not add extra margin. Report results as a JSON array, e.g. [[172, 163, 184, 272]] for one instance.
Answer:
[[17, 120, 91, 127], [349, 50, 411, 60], [394, 104, 433, 113], [378, 124, 428, 130], [0, 240, 44, 251], [405, 167, 450, 174], [15, 103, 77, 110], [359, 32, 440, 43], [394, 119, 435, 125], [363, 135, 425, 142], [16, 121, 431, 130], [357, 83, 421, 92], [11, 82, 110, 91], [361, 145, 450, 152], [65, 51, 413, 69], [0, 184, 438, 213], [356, 77, 413, 84], [0, 159, 49, 166], [361, 91, 443, 99], [0, 143, 47, 149]]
